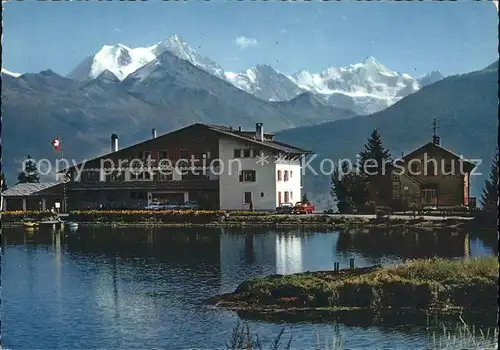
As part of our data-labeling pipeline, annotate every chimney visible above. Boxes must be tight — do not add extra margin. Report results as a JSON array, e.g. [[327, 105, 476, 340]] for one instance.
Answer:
[[432, 117, 440, 145], [433, 135, 440, 145], [111, 133, 118, 152], [152, 128, 157, 139], [255, 123, 264, 142]]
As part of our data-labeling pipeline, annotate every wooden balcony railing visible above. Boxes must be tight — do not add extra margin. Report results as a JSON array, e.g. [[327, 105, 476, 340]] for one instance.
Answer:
[[68, 179, 219, 191]]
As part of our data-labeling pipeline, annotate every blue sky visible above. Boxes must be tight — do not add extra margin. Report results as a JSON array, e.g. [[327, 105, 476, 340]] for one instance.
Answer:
[[3, 0, 498, 77]]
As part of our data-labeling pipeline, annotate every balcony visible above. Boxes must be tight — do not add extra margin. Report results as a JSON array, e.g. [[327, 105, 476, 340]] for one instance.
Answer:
[[68, 179, 219, 191]]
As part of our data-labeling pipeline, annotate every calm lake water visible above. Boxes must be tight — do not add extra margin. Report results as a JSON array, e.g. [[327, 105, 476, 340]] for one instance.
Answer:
[[1, 226, 497, 349]]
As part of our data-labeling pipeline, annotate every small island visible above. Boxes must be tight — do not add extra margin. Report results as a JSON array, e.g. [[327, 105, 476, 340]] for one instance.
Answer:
[[206, 256, 498, 319]]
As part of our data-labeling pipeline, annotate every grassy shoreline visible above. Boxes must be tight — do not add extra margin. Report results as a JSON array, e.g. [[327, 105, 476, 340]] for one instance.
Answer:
[[1, 210, 478, 230], [206, 257, 498, 317]]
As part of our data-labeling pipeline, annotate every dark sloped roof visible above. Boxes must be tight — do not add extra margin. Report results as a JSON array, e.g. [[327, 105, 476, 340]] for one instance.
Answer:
[[2, 182, 61, 197], [202, 124, 311, 154], [402, 142, 476, 171]]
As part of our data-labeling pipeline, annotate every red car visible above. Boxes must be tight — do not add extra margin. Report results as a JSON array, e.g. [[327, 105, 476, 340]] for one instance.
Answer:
[[293, 201, 315, 214]]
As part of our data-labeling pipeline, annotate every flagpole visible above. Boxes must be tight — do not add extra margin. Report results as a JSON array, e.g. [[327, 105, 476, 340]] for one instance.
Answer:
[[61, 141, 67, 214]]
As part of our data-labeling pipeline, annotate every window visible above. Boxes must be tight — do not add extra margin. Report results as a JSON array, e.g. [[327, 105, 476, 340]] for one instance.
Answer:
[[82, 171, 99, 182], [284, 170, 289, 182], [144, 151, 151, 159], [182, 172, 209, 181], [204, 150, 212, 159], [277, 170, 282, 181], [284, 191, 289, 203], [253, 149, 261, 158], [243, 149, 251, 158], [106, 171, 124, 182], [278, 191, 282, 204], [290, 171, 293, 179], [81, 193, 99, 202], [290, 192, 293, 201], [131, 191, 146, 200], [158, 151, 167, 160], [234, 149, 241, 158], [426, 162, 436, 176], [244, 192, 252, 204], [409, 161, 420, 174], [444, 162, 453, 174], [158, 173, 173, 181], [179, 149, 189, 159], [136, 171, 151, 180], [239, 170, 256, 182], [423, 188, 437, 204], [260, 192, 264, 198]]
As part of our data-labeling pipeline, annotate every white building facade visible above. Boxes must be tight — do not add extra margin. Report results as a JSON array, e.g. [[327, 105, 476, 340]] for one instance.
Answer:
[[217, 124, 306, 211]]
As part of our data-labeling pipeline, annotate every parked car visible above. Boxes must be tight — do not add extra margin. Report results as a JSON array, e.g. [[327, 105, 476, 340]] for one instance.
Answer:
[[375, 206, 392, 216], [181, 201, 200, 210], [144, 202, 164, 210], [276, 203, 294, 214], [162, 202, 181, 210], [293, 201, 315, 214]]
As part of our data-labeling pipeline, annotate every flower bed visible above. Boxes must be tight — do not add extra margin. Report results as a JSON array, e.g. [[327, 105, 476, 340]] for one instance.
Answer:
[[68, 210, 226, 224], [1, 210, 56, 222]]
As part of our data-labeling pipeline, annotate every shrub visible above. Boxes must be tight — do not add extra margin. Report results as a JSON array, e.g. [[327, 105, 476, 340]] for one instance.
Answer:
[[1, 210, 55, 222], [68, 210, 222, 224]]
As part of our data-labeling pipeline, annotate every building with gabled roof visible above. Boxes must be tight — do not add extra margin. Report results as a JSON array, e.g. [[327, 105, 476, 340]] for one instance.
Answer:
[[369, 126, 478, 210], [61, 123, 312, 211], [2, 182, 64, 211]]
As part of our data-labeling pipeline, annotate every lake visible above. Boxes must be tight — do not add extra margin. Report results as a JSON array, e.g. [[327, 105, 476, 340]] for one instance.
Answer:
[[1, 226, 497, 349]]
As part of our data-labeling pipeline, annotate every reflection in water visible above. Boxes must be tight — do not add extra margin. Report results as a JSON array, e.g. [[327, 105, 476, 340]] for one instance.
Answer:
[[335, 228, 496, 264], [1, 226, 495, 349], [276, 235, 303, 275]]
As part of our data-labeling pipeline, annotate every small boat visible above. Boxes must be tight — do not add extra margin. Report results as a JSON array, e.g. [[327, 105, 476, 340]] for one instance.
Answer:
[[66, 221, 79, 229], [23, 221, 39, 229]]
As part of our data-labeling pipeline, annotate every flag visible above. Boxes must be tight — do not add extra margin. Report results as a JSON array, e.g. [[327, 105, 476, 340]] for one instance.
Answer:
[[51, 136, 61, 151]]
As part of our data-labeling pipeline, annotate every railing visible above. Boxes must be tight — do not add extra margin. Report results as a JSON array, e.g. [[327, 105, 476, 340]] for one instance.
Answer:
[[68, 179, 219, 190], [103, 157, 217, 168]]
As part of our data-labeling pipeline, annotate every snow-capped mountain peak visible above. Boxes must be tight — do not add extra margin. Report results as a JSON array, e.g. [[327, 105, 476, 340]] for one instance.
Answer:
[[68, 35, 224, 81], [1, 68, 21, 78], [90, 44, 156, 81], [150, 35, 224, 78], [417, 70, 445, 87], [285, 57, 423, 114], [225, 64, 305, 102]]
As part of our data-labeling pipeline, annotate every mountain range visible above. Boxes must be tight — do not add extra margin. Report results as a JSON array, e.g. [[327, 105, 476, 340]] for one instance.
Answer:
[[62, 35, 442, 115], [1, 43, 355, 187], [1, 35, 496, 210]]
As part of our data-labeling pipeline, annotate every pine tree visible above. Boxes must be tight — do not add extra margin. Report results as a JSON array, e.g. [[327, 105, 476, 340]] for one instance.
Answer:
[[1, 172, 7, 192], [481, 148, 498, 213], [17, 155, 40, 184], [358, 129, 392, 176], [331, 161, 369, 213], [302, 193, 309, 203]]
